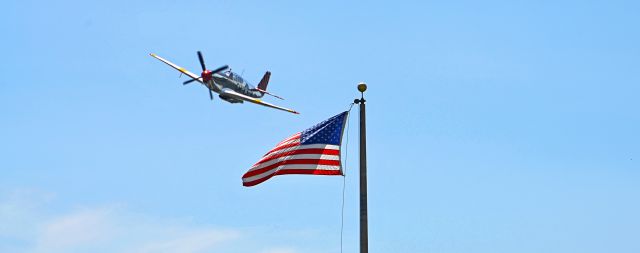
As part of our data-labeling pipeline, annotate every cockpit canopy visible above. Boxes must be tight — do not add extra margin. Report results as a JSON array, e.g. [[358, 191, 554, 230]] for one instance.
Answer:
[[223, 71, 254, 89]]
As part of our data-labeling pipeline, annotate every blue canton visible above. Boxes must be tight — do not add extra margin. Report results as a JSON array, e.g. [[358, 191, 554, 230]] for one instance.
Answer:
[[301, 111, 348, 145]]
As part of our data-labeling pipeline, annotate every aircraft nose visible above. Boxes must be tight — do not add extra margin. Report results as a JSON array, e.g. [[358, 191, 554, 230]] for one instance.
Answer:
[[201, 70, 213, 81]]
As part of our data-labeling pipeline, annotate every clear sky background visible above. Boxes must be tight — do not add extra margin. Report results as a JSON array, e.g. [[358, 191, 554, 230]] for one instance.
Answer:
[[1, 0, 639, 252]]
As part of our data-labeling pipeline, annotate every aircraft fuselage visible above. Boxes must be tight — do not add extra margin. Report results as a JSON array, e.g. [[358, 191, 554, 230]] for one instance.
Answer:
[[208, 71, 263, 103]]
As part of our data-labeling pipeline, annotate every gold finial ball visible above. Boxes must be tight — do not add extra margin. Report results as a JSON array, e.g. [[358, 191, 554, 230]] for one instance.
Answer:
[[357, 82, 367, 92]]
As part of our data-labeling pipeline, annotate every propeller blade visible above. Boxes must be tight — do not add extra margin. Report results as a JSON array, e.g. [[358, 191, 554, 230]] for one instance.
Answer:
[[209, 89, 213, 100], [211, 65, 229, 74], [197, 51, 206, 71], [183, 78, 198, 85]]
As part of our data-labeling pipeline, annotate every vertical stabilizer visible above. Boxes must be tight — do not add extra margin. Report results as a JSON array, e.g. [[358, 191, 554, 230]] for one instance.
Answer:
[[257, 71, 271, 91]]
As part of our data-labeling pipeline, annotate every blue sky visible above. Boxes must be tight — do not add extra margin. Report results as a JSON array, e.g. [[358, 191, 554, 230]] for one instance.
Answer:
[[1, 0, 639, 252]]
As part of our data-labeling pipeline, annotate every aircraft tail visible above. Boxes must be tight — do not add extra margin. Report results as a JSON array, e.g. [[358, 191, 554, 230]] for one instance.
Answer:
[[257, 71, 270, 91], [251, 71, 283, 100]]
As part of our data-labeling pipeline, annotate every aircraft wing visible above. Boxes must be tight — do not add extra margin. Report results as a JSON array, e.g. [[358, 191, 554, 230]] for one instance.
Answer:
[[220, 89, 299, 114], [149, 53, 202, 83]]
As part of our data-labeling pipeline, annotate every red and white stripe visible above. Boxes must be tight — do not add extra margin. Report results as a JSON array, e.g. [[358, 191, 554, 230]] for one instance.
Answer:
[[242, 133, 342, 187]]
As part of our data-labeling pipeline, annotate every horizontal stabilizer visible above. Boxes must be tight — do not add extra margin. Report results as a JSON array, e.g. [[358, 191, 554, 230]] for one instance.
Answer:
[[251, 88, 284, 100]]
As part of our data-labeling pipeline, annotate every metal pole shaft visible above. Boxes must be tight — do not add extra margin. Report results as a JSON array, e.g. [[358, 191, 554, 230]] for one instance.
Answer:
[[358, 96, 368, 253]]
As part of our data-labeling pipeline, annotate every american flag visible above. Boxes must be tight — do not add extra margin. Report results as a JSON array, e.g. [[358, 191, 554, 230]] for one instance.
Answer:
[[242, 111, 349, 187]]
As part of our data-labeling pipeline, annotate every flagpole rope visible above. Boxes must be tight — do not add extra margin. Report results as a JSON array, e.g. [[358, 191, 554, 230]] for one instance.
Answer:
[[341, 102, 355, 253]]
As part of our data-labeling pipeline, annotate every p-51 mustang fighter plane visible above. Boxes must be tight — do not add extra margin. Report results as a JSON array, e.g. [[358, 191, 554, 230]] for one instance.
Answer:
[[150, 51, 299, 114]]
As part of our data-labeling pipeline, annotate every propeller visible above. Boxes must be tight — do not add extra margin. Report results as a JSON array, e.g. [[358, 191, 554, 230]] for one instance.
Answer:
[[197, 51, 206, 71], [210, 65, 229, 74], [182, 51, 229, 90], [183, 78, 200, 85]]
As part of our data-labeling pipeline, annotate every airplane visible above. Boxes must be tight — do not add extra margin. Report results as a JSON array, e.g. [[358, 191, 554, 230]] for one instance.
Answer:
[[150, 51, 299, 114]]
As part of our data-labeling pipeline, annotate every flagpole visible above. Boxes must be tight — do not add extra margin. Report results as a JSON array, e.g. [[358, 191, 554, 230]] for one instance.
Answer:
[[354, 82, 368, 253]]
